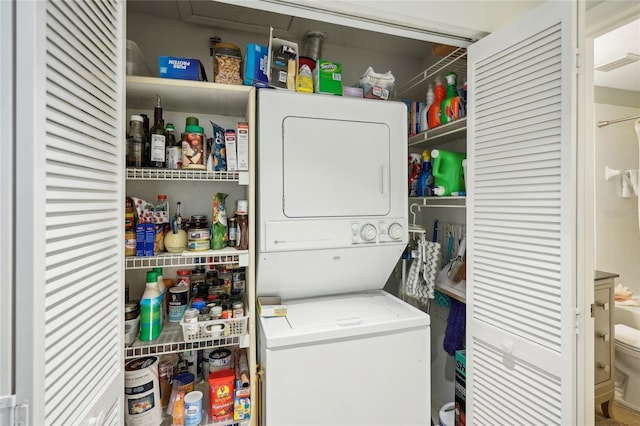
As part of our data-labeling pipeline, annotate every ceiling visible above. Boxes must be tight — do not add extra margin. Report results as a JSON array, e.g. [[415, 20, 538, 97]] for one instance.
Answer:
[[128, 1, 640, 92], [594, 18, 640, 92]]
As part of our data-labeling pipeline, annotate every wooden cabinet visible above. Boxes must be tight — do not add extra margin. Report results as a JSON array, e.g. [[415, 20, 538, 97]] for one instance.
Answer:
[[594, 270, 618, 418]]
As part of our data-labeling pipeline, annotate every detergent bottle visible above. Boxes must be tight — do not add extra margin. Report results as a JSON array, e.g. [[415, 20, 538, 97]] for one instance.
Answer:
[[416, 150, 434, 197], [408, 153, 422, 196], [427, 77, 446, 129], [431, 149, 466, 196], [419, 84, 435, 132], [440, 72, 463, 125]]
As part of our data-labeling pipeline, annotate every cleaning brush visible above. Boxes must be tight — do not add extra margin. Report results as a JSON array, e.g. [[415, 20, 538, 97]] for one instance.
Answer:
[[447, 237, 466, 281]]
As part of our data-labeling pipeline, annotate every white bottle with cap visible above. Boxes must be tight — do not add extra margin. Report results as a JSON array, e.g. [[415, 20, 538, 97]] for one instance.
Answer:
[[420, 84, 435, 132]]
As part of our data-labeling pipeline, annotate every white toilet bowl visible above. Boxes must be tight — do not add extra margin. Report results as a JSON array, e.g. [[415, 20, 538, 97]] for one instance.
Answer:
[[614, 304, 640, 412]]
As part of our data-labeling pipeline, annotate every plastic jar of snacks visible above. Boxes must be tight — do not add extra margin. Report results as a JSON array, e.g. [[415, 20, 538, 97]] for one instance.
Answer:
[[213, 43, 242, 85]]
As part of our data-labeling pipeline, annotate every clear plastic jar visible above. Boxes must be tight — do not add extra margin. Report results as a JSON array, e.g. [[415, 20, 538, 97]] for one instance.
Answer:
[[213, 42, 242, 85]]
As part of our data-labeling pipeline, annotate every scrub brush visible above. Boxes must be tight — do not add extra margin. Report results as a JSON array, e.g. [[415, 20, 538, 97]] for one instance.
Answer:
[[447, 237, 466, 281]]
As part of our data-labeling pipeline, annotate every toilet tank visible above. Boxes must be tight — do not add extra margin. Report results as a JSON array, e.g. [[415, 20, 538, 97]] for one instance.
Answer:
[[615, 304, 640, 328]]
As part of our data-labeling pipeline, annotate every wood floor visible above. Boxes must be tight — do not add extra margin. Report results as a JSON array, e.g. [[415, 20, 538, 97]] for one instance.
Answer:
[[596, 400, 640, 425]]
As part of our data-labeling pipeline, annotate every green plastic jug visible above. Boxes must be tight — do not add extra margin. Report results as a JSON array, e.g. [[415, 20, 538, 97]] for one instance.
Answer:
[[431, 149, 466, 196]]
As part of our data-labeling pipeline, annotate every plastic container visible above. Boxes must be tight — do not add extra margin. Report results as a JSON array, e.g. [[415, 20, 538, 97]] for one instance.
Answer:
[[139, 271, 162, 341], [181, 125, 206, 170], [438, 402, 455, 426], [431, 149, 466, 196], [416, 149, 434, 197], [213, 42, 243, 85]]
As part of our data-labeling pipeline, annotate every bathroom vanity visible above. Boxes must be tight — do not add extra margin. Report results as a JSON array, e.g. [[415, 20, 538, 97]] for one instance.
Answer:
[[594, 270, 618, 418]]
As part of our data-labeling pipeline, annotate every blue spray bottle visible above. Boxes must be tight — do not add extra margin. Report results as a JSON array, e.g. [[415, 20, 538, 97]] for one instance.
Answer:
[[416, 149, 434, 197]]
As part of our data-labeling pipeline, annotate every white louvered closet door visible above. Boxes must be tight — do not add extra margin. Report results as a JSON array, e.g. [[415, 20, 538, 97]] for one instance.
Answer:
[[14, 1, 125, 424], [467, 1, 580, 425]]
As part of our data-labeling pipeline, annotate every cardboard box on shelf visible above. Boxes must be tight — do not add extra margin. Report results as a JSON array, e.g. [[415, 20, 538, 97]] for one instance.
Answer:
[[267, 27, 299, 90], [158, 56, 207, 81], [225, 129, 238, 172], [244, 43, 269, 87], [236, 122, 249, 171], [257, 296, 287, 317], [315, 60, 343, 95]]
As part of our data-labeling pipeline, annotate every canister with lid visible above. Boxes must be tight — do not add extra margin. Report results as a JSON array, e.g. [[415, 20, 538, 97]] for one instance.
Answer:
[[213, 42, 243, 85]]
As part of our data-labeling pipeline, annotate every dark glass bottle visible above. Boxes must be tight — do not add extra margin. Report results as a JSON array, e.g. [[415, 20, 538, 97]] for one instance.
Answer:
[[140, 113, 150, 166], [126, 114, 145, 167], [149, 95, 166, 168]]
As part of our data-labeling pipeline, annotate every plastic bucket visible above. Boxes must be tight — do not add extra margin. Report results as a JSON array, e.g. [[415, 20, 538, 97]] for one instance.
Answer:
[[439, 401, 455, 426]]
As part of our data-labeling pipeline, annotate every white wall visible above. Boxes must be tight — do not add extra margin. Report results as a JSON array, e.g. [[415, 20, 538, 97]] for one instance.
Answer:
[[594, 87, 640, 294]]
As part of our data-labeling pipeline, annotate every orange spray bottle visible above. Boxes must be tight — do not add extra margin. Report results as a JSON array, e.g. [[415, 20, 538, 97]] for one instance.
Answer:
[[427, 76, 446, 129]]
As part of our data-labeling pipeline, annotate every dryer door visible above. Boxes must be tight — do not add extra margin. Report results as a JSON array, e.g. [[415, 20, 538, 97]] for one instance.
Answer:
[[282, 116, 390, 218]]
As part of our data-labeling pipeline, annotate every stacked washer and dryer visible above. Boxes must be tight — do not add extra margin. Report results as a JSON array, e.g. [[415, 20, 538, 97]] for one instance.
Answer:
[[255, 89, 431, 425]]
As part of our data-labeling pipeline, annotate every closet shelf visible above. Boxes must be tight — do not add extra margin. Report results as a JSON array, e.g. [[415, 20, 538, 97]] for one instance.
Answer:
[[125, 249, 249, 269], [395, 47, 467, 101], [124, 321, 249, 360], [408, 118, 467, 150], [126, 168, 246, 182], [409, 196, 466, 208], [436, 283, 466, 304]]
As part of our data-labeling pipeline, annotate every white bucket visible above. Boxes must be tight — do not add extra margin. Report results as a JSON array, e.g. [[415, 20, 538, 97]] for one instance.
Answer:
[[439, 402, 455, 426], [124, 356, 162, 426]]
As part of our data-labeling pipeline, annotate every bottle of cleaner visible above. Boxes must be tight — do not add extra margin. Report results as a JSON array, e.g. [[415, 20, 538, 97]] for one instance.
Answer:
[[431, 149, 466, 196], [139, 270, 163, 341], [440, 72, 462, 125], [416, 150, 434, 197], [153, 267, 167, 324], [408, 153, 422, 196], [420, 84, 435, 132], [427, 77, 446, 129]]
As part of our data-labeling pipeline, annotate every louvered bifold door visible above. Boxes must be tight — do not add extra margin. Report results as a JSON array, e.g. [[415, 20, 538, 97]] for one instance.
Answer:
[[14, 1, 125, 424], [466, 2, 579, 425]]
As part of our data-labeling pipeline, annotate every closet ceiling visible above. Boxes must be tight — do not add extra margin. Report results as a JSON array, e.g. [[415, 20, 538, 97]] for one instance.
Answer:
[[594, 18, 640, 92], [128, 0, 639, 92]]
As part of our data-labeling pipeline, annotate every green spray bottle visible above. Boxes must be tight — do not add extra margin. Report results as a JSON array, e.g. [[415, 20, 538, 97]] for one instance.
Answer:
[[440, 72, 462, 125]]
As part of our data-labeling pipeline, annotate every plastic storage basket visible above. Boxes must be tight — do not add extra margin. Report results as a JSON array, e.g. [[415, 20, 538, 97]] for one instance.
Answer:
[[180, 314, 248, 342]]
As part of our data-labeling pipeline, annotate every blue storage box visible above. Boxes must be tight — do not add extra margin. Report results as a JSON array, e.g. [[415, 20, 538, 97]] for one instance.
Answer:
[[159, 56, 207, 81], [244, 44, 269, 87]]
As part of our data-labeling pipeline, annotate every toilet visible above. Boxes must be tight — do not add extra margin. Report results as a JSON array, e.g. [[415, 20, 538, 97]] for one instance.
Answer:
[[614, 303, 640, 412]]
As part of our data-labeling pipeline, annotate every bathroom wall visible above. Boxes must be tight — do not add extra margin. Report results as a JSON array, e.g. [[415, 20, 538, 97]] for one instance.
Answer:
[[595, 87, 640, 294]]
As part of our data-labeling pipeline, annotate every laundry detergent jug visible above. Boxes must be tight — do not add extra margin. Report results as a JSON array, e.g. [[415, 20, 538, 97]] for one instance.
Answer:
[[431, 149, 466, 196]]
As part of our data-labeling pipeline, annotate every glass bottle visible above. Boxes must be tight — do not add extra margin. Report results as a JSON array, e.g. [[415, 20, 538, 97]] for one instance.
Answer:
[[236, 199, 248, 250], [140, 113, 150, 166], [149, 95, 166, 168], [165, 123, 182, 169], [126, 115, 145, 167]]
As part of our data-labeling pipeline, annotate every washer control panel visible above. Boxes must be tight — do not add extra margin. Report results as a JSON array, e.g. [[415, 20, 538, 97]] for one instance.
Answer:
[[350, 221, 405, 244]]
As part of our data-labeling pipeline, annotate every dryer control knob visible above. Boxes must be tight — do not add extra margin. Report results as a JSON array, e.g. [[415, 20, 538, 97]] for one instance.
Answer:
[[360, 224, 377, 242], [388, 223, 404, 240]]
